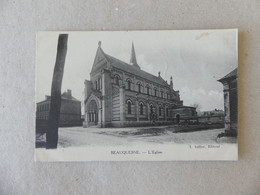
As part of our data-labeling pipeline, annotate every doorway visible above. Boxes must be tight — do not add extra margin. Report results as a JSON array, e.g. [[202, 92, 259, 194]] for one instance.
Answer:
[[88, 100, 98, 125]]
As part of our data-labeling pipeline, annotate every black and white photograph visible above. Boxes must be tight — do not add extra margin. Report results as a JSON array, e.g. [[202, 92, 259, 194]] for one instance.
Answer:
[[35, 30, 238, 161]]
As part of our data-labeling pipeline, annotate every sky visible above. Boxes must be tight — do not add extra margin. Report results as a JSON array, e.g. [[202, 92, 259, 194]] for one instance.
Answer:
[[36, 30, 237, 111]]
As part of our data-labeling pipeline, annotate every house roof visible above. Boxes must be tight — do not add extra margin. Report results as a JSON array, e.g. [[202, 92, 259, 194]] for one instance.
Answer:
[[104, 52, 170, 87], [37, 91, 80, 104], [218, 68, 238, 82], [61, 91, 80, 102]]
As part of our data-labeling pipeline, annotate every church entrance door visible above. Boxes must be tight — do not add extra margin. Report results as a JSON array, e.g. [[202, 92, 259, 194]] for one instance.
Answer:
[[88, 100, 98, 126]]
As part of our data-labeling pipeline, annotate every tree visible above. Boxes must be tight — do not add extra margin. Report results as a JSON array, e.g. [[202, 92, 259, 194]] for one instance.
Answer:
[[190, 102, 201, 112], [46, 34, 68, 149]]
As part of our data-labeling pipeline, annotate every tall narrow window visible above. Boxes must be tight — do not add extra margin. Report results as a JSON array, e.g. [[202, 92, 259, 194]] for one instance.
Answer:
[[150, 105, 153, 113], [127, 101, 132, 114], [127, 79, 131, 90], [115, 76, 119, 85], [154, 89, 157, 96], [159, 107, 162, 116], [166, 108, 169, 117], [146, 86, 150, 95], [138, 83, 141, 93], [161, 91, 164, 98], [95, 81, 98, 90], [98, 78, 100, 90], [166, 93, 169, 99], [98, 78, 102, 90], [140, 103, 143, 115]]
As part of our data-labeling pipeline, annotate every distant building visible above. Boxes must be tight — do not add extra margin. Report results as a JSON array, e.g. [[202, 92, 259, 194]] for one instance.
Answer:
[[218, 68, 238, 135], [36, 89, 82, 127], [83, 42, 195, 127], [198, 109, 225, 124]]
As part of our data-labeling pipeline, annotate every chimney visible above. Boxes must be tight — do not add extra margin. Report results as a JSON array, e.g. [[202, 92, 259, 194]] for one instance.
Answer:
[[67, 89, 72, 97]]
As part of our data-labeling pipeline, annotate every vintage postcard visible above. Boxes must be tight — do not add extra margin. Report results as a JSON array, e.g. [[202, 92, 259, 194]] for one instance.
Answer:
[[35, 30, 238, 161]]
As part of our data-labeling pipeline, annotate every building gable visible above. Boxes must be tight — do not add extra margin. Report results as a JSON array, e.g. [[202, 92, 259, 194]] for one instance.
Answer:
[[90, 43, 109, 75]]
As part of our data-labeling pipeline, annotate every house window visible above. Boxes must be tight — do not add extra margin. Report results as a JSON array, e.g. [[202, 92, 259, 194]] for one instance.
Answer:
[[166, 93, 169, 99], [140, 103, 143, 115], [95, 81, 98, 90]]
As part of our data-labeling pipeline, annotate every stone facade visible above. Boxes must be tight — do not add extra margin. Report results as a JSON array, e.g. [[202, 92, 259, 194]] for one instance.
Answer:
[[218, 68, 238, 135], [36, 89, 82, 127], [83, 42, 196, 128]]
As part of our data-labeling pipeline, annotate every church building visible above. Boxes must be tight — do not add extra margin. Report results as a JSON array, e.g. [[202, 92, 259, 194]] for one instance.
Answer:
[[83, 42, 196, 127]]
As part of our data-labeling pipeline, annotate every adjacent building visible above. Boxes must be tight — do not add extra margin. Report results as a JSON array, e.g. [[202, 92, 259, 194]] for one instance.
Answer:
[[218, 68, 238, 135], [197, 109, 225, 124], [83, 42, 196, 127], [36, 89, 82, 127]]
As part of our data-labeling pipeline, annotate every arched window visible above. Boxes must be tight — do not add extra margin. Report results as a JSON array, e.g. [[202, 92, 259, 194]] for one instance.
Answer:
[[98, 78, 100, 90], [98, 78, 102, 90], [150, 104, 153, 113], [126, 79, 131, 90], [146, 85, 150, 95], [95, 81, 98, 90], [127, 100, 132, 114], [137, 82, 141, 93], [154, 88, 157, 96], [114, 75, 120, 85], [166, 108, 169, 117], [140, 103, 144, 115], [159, 107, 162, 116]]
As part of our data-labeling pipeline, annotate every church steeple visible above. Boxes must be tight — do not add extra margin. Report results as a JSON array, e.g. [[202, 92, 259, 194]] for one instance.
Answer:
[[170, 76, 173, 89], [130, 42, 140, 69]]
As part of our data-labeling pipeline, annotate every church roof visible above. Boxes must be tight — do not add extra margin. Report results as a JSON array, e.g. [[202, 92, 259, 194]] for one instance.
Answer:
[[218, 68, 237, 82], [104, 52, 170, 87]]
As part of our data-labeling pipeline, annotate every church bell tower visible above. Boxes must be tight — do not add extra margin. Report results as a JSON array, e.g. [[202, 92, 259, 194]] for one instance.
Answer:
[[130, 42, 141, 69]]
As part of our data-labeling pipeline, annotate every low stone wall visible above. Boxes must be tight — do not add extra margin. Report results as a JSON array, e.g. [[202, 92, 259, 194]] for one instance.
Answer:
[[110, 120, 174, 128]]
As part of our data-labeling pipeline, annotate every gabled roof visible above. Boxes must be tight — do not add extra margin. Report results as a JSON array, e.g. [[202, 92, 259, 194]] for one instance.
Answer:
[[104, 53, 169, 87], [90, 45, 109, 74], [218, 68, 238, 82], [84, 90, 102, 104]]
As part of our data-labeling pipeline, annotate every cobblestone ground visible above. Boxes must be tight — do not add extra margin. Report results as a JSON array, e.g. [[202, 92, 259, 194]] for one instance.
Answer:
[[57, 126, 227, 148]]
